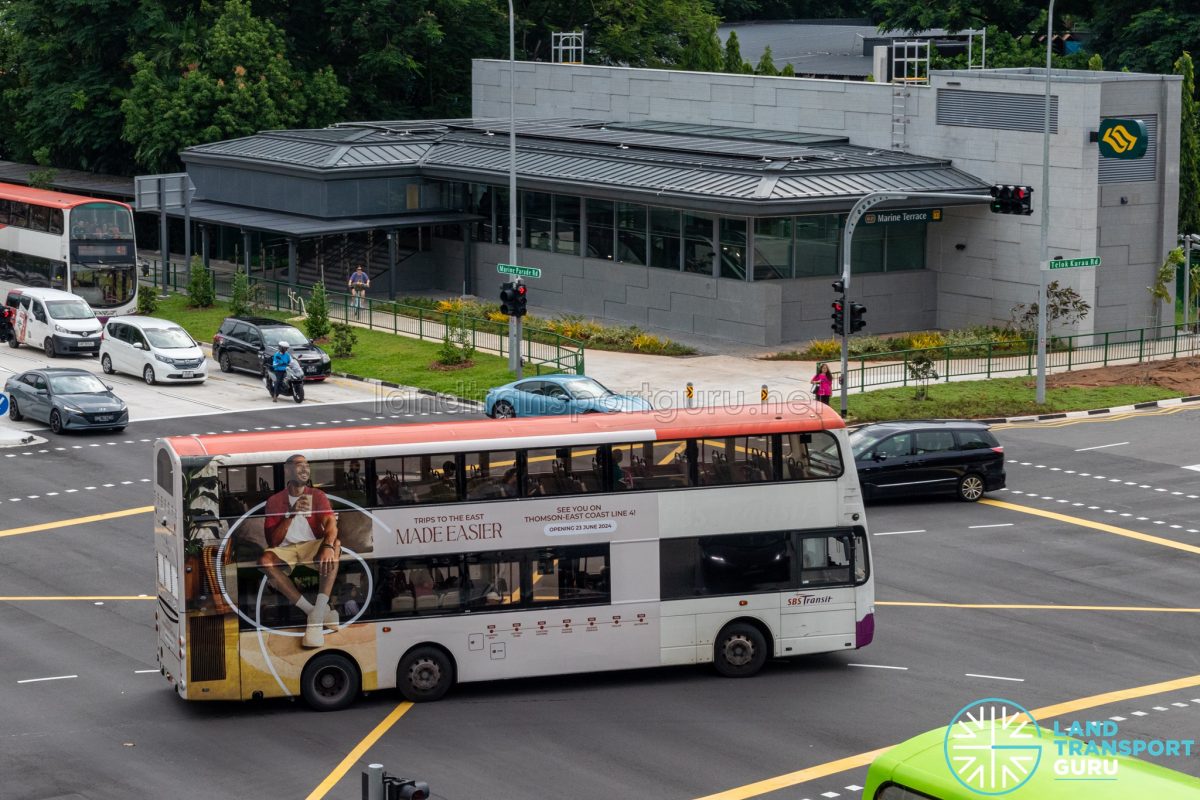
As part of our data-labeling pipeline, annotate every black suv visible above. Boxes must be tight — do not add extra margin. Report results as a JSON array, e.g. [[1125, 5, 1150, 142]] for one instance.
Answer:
[[212, 317, 331, 381], [847, 420, 1006, 502]]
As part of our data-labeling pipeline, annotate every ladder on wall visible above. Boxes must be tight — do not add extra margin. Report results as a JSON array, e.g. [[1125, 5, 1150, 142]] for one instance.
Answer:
[[890, 40, 930, 151]]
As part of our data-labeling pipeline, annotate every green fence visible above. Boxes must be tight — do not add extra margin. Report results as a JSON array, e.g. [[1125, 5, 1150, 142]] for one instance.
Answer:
[[820, 323, 1200, 392], [141, 260, 585, 376]]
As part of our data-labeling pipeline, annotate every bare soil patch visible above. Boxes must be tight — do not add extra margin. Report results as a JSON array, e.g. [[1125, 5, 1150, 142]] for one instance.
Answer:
[[1045, 357, 1200, 395]]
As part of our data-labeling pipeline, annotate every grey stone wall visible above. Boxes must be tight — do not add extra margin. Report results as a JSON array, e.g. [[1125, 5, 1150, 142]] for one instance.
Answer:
[[472, 60, 1181, 344]]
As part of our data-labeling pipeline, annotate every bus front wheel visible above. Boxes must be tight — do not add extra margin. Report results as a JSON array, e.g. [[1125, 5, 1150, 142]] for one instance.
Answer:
[[398, 645, 454, 702], [300, 652, 360, 712], [713, 621, 768, 678]]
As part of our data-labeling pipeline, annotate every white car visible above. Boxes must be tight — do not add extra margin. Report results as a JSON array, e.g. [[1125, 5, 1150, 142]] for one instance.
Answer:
[[101, 316, 208, 384]]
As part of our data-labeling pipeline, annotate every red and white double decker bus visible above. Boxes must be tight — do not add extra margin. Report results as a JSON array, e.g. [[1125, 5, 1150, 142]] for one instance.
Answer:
[[0, 182, 138, 316], [153, 405, 874, 710]]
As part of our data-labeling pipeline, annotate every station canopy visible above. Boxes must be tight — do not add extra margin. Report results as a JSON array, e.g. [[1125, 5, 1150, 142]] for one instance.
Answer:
[[182, 117, 991, 218]]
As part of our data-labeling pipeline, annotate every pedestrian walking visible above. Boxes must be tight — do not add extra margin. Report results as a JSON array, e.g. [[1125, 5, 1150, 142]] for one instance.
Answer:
[[810, 363, 834, 406]]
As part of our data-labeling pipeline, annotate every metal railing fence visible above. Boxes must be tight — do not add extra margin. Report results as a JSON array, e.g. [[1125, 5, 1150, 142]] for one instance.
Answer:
[[821, 324, 1200, 392], [140, 260, 585, 376]]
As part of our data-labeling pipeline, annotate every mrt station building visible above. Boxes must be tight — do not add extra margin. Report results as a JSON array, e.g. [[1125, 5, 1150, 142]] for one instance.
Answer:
[[168, 62, 1180, 346]]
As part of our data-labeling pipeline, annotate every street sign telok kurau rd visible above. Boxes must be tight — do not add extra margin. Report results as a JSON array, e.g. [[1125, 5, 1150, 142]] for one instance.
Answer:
[[1044, 257, 1101, 271]]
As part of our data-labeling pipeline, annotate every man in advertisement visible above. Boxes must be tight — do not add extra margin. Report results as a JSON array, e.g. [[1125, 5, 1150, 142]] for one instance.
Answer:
[[259, 454, 341, 648]]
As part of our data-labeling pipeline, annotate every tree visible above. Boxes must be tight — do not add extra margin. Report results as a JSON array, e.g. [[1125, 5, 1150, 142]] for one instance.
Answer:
[[1177, 52, 1200, 237], [906, 353, 938, 401], [755, 46, 779, 76], [1090, 1, 1200, 75], [723, 30, 747, 74], [229, 270, 250, 318], [679, 21, 724, 73], [122, 0, 348, 173], [306, 282, 331, 341], [1087, 53, 1105, 71], [780, 62, 796, 77], [1009, 281, 1091, 334], [187, 257, 216, 308], [0, 0, 166, 173]]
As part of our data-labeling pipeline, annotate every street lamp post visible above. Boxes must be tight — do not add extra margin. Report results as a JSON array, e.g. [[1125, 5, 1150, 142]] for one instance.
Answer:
[[1036, 0, 1055, 403], [1183, 234, 1200, 330], [507, 0, 521, 377]]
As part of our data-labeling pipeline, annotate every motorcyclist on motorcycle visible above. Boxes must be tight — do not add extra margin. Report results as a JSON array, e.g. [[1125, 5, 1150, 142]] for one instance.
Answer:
[[270, 341, 291, 402]]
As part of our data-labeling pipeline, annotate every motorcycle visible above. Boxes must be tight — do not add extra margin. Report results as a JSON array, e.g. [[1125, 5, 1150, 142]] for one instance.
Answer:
[[265, 358, 306, 403]]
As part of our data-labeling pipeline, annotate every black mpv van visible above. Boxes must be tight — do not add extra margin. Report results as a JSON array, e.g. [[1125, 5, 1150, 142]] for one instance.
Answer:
[[847, 420, 1006, 502]]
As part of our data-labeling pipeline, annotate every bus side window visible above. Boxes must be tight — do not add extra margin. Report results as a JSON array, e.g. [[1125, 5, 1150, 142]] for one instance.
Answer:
[[48, 209, 63, 235], [799, 533, 852, 587]]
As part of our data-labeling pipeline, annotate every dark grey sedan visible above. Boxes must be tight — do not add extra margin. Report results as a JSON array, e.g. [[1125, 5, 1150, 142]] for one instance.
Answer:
[[5, 368, 128, 434]]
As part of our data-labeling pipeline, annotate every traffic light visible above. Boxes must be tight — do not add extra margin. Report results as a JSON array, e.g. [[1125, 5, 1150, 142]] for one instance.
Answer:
[[832, 279, 845, 295], [849, 302, 867, 333], [990, 184, 1034, 215], [513, 282, 528, 317], [831, 300, 844, 333], [383, 776, 430, 800], [499, 281, 518, 316]]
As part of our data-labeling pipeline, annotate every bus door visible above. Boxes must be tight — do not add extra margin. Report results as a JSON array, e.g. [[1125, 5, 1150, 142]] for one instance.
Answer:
[[780, 531, 857, 655]]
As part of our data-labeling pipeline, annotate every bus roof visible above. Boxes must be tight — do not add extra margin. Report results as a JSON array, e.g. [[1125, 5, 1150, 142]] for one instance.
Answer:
[[0, 181, 132, 211], [164, 404, 844, 458], [865, 726, 1200, 799]]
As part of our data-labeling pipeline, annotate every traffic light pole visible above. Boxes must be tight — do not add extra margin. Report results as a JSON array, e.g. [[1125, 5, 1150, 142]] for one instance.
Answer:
[[839, 190, 994, 417], [507, 0, 522, 378]]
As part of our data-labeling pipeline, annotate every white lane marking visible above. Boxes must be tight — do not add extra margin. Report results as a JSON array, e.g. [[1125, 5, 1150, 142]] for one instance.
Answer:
[[1152, 706, 1168, 711], [845, 787, 863, 793], [134, 669, 158, 674], [1075, 441, 1129, 452], [1131, 711, 1148, 716], [969, 523, 1013, 529], [134, 397, 378, 422], [1109, 716, 1126, 722], [1184, 465, 1200, 472], [873, 530, 925, 536], [1172, 702, 1190, 708], [18, 674, 78, 684], [965, 673, 1025, 682], [848, 663, 908, 670]]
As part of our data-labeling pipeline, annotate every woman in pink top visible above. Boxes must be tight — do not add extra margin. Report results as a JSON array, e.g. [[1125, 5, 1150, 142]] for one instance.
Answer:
[[810, 363, 833, 406]]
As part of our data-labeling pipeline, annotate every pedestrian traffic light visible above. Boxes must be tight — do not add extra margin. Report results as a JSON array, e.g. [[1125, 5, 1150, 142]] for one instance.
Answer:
[[990, 184, 1034, 215], [849, 302, 867, 333], [831, 300, 844, 333], [832, 279, 845, 295], [513, 282, 528, 317], [499, 281, 518, 315]]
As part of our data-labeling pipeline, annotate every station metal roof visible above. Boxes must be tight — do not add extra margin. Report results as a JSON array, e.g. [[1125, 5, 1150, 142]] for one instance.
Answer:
[[182, 117, 989, 215]]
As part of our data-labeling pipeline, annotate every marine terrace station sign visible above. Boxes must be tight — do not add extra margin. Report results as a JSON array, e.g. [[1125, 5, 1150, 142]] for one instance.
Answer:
[[861, 208, 943, 225], [1098, 119, 1148, 160]]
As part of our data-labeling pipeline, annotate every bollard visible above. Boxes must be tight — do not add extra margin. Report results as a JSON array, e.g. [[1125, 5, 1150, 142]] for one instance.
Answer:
[[686, 381, 694, 409], [363, 763, 385, 800], [761, 384, 768, 403]]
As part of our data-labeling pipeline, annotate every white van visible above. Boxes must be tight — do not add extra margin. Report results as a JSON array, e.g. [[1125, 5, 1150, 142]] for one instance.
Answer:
[[4, 287, 103, 357], [101, 316, 208, 384]]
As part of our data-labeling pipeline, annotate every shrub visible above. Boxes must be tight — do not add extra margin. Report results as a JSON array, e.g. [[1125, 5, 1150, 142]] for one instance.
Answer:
[[306, 282, 331, 341], [908, 332, 946, 351], [329, 322, 357, 358], [136, 286, 159, 315], [438, 309, 476, 366], [848, 335, 891, 356], [186, 258, 215, 308], [803, 338, 842, 360], [907, 354, 939, 400], [229, 271, 250, 317]]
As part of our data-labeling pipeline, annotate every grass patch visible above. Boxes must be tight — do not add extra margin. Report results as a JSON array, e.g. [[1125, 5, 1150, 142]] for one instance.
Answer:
[[153, 294, 526, 401], [842, 375, 1181, 423]]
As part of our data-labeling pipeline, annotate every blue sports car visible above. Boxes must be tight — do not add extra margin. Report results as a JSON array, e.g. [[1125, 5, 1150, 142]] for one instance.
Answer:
[[484, 375, 651, 418]]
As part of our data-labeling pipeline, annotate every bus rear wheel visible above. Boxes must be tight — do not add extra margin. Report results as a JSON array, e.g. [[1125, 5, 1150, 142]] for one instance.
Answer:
[[713, 621, 768, 678], [300, 652, 360, 712], [398, 645, 454, 702]]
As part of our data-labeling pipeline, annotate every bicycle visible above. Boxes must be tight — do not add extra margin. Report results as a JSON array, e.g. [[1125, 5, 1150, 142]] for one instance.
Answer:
[[350, 288, 364, 319]]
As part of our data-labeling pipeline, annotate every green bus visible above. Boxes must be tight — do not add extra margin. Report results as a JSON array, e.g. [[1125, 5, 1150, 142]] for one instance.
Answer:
[[864, 724, 1200, 799]]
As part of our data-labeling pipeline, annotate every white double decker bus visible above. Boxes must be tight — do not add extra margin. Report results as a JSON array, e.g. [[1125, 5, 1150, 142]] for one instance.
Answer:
[[0, 182, 138, 317], [154, 405, 874, 710]]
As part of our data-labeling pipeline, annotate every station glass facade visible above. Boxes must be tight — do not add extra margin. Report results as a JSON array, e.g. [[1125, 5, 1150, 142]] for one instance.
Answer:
[[441, 182, 926, 280]]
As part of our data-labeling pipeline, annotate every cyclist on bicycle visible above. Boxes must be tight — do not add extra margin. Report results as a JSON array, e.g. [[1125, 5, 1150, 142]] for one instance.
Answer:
[[348, 265, 370, 317], [270, 341, 292, 402]]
